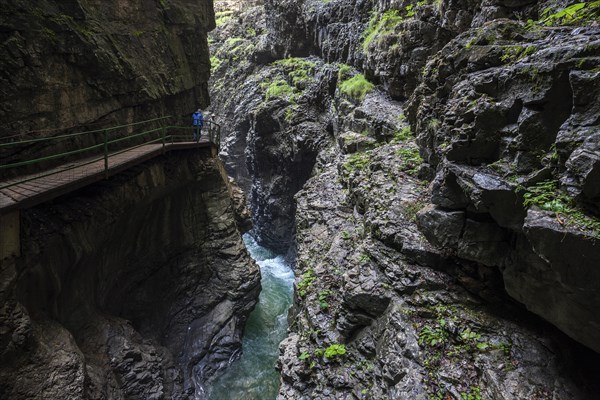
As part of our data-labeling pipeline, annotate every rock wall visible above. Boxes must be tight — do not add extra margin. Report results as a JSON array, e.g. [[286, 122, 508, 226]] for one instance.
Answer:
[[0, 0, 214, 138], [408, 16, 600, 353], [0, 151, 261, 399], [209, 0, 600, 398], [210, 3, 334, 252]]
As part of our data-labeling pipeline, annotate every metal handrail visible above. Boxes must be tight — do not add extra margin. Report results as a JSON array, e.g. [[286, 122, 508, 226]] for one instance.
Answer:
[[0, 116, 173, 146], [0, 117, 222, 190]]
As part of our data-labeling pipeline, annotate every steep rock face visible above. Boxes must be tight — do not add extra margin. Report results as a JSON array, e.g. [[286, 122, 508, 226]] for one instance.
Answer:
[[408, 19, 600, 352], [210, 4, 334, 251], [262, 0, 563, 99], [0, 151, 261, 399], [205, 0, 600, 398], [256, 0, 600, 353], [281, 141, 598, 398], [0, 0, 213, 138]]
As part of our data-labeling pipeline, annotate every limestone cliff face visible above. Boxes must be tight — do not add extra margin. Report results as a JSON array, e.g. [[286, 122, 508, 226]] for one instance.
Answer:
[[408, 19, 600, 353], [0, 151, 261, 399], [210, 3, 333, 252], [210, 0, 600, 398], [0, 0, 214, 138]]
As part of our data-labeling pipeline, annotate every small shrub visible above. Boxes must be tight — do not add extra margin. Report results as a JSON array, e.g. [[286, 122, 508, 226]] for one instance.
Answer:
[[460, 386, 482, 400], [532, 2, 600, 27], [459, 327, 481, 342], [521, 180, 600, 236], [297, 268, 316, 297], [418, 319, 448, 346], [324, 343, 347, 359], [318, 290, 332, 310], [265, 79, 294, 99]]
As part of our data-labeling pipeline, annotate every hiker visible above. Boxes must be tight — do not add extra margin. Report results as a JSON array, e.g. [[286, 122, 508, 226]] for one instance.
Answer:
[[192, 109, 204, 141]]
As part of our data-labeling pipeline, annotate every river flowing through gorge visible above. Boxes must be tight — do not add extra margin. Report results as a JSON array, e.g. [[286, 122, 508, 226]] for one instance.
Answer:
[[206, 234, 294, 399]]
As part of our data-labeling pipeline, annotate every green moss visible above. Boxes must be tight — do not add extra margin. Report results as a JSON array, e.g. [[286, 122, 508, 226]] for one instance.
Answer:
[[362, 9, 404, 50], [392, 126, 411, 143], [224, 37, 245, 47], [41, 27, 57, 43], [220, 37, 255, 61], [343, 152, 371, 173], [273, 57, 317, 88], [396, 146, 423, 175], [427, 118, 441, 131], [265, 79, 294, 99], [210, 55, 223, 73], [362, 1, 441, 50], [51, 14, 93, 38], [403, 200, 425, 221], [215, 14, 231, 26], [500, 45, 537, 64], [284, 105, 297, 123], [339, 74, 374, 102], [215, 10, 234, 18]]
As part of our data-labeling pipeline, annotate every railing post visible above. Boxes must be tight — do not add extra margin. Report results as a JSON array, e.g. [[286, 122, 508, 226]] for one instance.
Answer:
[[103, 129, 108, 179]]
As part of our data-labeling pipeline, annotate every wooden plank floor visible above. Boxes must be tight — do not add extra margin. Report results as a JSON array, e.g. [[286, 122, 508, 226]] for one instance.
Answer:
[[0, 140, 211, 214]]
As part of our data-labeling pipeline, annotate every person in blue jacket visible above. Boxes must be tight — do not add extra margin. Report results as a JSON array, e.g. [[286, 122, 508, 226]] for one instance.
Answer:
[[192, 109, 204, 142]]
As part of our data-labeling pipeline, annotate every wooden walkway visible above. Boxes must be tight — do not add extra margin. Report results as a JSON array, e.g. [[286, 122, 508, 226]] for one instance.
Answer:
[[0, 140, 212, 215]]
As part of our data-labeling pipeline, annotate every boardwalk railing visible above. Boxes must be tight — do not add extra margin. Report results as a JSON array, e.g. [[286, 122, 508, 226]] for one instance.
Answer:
[[0, 116, 221, 190]]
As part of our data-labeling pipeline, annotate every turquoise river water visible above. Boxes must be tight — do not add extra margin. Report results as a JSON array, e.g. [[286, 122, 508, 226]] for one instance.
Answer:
[[206, 234, 294, 399]]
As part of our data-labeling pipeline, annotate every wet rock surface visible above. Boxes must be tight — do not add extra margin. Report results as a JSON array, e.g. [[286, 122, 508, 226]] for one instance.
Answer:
[[0, 0, 213, 138], [209, 0, 600, 398], [0, 152, 260, 399], [282, 137, 598, 399], [210, 4, 334, 252], [408, 17, 600, 352]]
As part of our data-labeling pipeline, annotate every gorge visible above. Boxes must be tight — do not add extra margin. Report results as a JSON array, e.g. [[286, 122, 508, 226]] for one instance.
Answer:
[[1, 0, 600, 399]]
